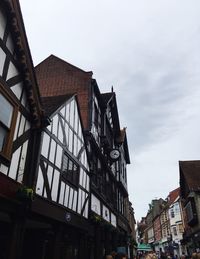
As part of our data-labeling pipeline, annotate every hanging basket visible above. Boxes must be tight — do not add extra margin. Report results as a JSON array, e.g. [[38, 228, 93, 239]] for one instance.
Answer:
[[16, 186, 34, 201]]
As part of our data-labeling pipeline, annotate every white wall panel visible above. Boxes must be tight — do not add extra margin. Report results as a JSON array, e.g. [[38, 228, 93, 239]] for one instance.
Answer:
[[68, 128, 73, 153], [6, 62, 18, 80], [0, 164, 8, 175], [86, 175, 89, 192], [13, 111, 20, 141], [36, 168, 44, 195], [111, 213, 117, 227], [41, 133, 50, 158], [47, 123, 52, 133], [77, 189, 83, 214], [82, 171, 86, 189], [17, 140, 28, 183], [59, 182, 65, 205], [11, 82, 23, 100], [72, 190, 77, 211], [9, 146, 21, 180], [58, 122, 63, 143], [18, 115, 25, 137], [49, 139, 56, 163], [25, 120, 30, 132], [6, 33, 14, 54], [47, 165, 53, 188], [0, 9, 6, 39], [91, 194, 101, 215], [52, 115, 58, 137], [0, 48, 6, 76], [64, 185, 70, 206], [60, 106, 66, 117], [84, 199, 89, 218], [79, 168, 83, 186], [68, 187, 73, 209], [55, 144, 62, 169], [65, 102, 70, 122], [51, 169, 59, 202], [21, 91, 28, 109]]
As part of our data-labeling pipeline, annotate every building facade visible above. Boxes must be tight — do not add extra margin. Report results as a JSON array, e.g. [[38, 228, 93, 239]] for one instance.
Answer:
[[180, 160, 200, 255], [35, 55, 132, 258], [0, 1, 43, 258]]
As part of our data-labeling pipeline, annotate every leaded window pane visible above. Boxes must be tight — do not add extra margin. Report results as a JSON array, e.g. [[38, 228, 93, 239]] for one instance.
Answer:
[[62, 153, 80, 188], [0, 94, 13, 128], [0, 126, 7, 151]]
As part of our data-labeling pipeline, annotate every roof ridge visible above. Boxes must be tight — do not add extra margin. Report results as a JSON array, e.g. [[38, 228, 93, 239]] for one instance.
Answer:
[[35, 54, 93, 75]]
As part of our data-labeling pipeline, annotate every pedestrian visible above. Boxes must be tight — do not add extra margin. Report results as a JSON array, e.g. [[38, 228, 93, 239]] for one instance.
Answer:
[[116, 252, 127, 259], [180, 252, 186, 259], [111, 251, 117, 258]]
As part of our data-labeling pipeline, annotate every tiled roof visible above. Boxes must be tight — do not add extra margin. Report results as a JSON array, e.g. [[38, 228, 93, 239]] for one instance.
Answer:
[[41, 94, 74, 116], [179, 160, 200, 192], [168, 187, 180, 204], [35, 55, 92, 97], [35, 55, 93, 129]]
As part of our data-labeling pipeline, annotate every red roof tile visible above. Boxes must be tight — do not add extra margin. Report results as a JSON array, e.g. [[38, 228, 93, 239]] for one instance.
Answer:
[[35, 55, 93, 129]]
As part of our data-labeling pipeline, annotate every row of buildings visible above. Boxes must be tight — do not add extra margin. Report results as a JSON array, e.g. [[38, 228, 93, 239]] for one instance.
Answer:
[[0, 1, 136, 259], [137, 161, 200, 257]]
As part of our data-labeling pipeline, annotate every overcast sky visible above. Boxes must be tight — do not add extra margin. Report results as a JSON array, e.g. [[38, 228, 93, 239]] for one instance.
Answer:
[[19, 0, 200, 221]]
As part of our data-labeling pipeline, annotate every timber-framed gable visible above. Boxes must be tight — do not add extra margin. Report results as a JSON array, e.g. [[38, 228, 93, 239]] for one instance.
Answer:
[[35, 94, 90, 219], [0, 0, 42, 186]]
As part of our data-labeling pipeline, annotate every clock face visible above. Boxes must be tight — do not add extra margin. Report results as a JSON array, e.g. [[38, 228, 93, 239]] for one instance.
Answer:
[[109, 149, 120, 160]]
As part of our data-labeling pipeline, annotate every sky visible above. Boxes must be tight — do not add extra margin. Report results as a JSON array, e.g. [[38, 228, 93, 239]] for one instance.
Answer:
[[19, 0, 200, 221]]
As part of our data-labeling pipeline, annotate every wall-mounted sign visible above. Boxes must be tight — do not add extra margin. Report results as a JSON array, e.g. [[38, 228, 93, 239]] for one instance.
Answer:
[[65, 212, 71, 222]]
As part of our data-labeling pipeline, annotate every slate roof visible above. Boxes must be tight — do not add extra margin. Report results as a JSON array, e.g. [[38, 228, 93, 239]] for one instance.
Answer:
[[179, 160, 200, 192], [41, 94, 74, 117]]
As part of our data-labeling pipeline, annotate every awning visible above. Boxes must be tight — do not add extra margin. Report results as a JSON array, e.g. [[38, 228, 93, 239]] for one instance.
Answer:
[[137, 243, 153, 251]]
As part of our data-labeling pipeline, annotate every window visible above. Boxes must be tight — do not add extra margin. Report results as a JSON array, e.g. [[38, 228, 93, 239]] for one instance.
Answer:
[[62, 153, 80, 188], [0, 87, 18, 161], [173, 226, 177, 236], [170, 208, 175, 218]]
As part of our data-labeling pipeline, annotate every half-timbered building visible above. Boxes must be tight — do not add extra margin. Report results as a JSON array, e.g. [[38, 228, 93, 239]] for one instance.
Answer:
[[35, 55, 131, 259], [0, 1, 43, 258], [29, 93, 92, 259]]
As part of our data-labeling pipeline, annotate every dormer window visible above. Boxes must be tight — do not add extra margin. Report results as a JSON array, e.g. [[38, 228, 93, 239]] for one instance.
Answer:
[[0, 86, 18, 161]]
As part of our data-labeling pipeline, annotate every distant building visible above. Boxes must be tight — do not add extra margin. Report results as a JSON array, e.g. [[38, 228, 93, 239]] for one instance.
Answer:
[[179, 160, 200, 254], [168, 188, 186, 256]]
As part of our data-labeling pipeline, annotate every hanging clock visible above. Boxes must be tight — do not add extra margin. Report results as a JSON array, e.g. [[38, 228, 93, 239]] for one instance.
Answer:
[[109, 149, 120, 161]]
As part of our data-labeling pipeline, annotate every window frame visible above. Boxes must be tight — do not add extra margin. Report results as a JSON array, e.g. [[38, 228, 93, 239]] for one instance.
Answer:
[[61, 152, 80, 189], [0, 84, 18, 162]]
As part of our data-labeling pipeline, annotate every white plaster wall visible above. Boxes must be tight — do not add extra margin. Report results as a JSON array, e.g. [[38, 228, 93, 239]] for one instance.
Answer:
[[0, 48, 6, 76], [91, 194, 101, 215], [0, 8, 6, 39], [6, 62, 18, 80]]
